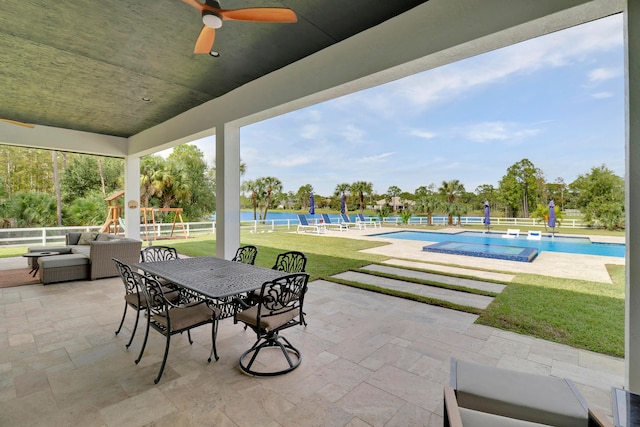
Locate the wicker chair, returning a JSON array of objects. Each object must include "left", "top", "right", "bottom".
[
  {"left": 134, "top": 271, "right": 220, "bottom": 384},
  {"left": 231, "top": 245, "right": 258, "bottom": 265},
  {"left": 235, "top": 273, "right": 309, "bottom": 376}
]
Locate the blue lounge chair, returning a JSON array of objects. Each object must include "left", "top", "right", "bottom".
[
  {"left": 340, "top": 213, "right": 364, "bottom": 230},
  {"left": 321, "top": 214, "right": 348, "bottom": 231},
  {"left": 297, "top": 214, "right": 326, "bottom": 234},
  {"left": 357, "top": 213, "right": 381, "bottom": 228}
]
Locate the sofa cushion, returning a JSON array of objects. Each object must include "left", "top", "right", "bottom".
[
  {"left": 95, "top": 233, "right": 111, "bottom": 241},
  {"left": 455, "top": 360, "right": 587, "bottom": 427},
  {"left": 71, "top": 246, "right": 91, "bottom": 257},
  {"left": 78, "top": 232, "right": 99, "bottom": 245},
  {"left": 39, "top": 254, "right": 89, "bottom": 268}
]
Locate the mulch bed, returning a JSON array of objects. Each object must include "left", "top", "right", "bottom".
[{"left": 0, "top": 268, "right": 41, "bottom": 289}]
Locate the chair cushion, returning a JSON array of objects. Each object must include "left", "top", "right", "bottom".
[
  {"left": 459, "top": 407, "right": 553, "bottom": 427},
  {"left": 125, "top": 288, "right": 179, "bottom": 308},
  {"left": 236, "top": 305, "right": 299, "bottom": 331},
  {"left": 153, "top": 303, "right": 217, "bottom": 332},
  {"left": 455, "top": 360, "right": 587, "bottom": 427}
]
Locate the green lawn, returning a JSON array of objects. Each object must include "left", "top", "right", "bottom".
[{"left": 0, "top": 230, "right": 625, "bottom": 357}]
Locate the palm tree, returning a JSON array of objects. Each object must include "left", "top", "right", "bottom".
[
  {"left": 351, "top": 181, "right": 373, "bottom": 213},
  {"left": 241, "top": 179, "right": 259, "bottom": 220},
  {"left": 261, "top": 176, "right": 282, "bottom": 220},
  {"left": 415, "top": 194, "right": 440, "bottom": 226},
  {"left": 438, "top": 179, "right": 465, "bottom": 225}
]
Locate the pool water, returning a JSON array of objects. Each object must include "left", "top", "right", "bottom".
[{"left": 372, "top": 230, "right": 625, "bottom": 258}]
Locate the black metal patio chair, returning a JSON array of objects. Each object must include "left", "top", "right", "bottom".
[
  {"left": 231, "top": 245, "right": 258, "bottom": 265},
  {"left": 140, "top": 245, "right": 179, "bottom": 262},
  {"left": 235, "top": 273, "right": 309, "bottom": 376},
  {"left": 134, "top": 271, "right": 221, "bottom": 384}
]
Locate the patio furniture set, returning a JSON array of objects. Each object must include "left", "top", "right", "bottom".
[
  {"left": 25, "top": 231, "right": 142, "bottom": 284},
  {"left": 115, "top": 245, "right": 309, "bottom": 383}
]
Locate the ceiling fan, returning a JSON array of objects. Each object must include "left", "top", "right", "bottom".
[
  {"left": 182, "top": 0, "right": 297, "bottom": 54},
  {"left": 0, "top": 118, "right": 34, "bottom": 128}
]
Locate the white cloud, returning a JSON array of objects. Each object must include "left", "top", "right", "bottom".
[
  {"left": 300, "top": 124, "right": 321, "bottom": 139},
  {"left": 358, "top": 152, "right": 395, "bottom": 162},
  {"left": 341, "top": 124, "right": 365, "bottom": 142},
  {"left": 354, "top": 14, "right": 622, "bottom": 115},
  {"left": 270, "top": 156, "right": 311, "bottom": 168},
  {"left": 591, "top": 91, "right": 614, "bottom": 99},
  {"left": 409, "top": 129, "right": 436, "bottom": 139},
  {"left": 589, "top": 67, "right": 621, "bottom": 82},
  {"left": 464, "top": 122, "right": 541, "bottom": 142}
]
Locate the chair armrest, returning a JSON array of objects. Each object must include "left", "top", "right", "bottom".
[{"left": 444, "top": 386, "right": 464, "bottom": 427}]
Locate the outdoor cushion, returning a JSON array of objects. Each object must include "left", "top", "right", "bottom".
[
  {"left": 38, "top": 254, "right": 89, "bottom": 269},
  {"left": 455, "top": 359, "right": 587, "bottom": 427},
  {"left": 71, "top": 246, "right": 91, "bottom": 257},
  {"left": 236, "top": 305, "right": 298, "bottom": 331},
  {"left": 153, "top": 303, "right": 217, "bottom": 332},
  {"left": 458, "top": 407, "right": 553, "bottom": 427},
  {"left": 95, "top": 233, "right": 111, "bottom": 241},
  {"left": 78, "top": 232, "right": 99, "bottom": 245}
]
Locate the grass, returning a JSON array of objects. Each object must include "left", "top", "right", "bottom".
[
  {"left": 478, "top": 265, "right": 624, "bottom": 357},
  {"left": 0, "top": 230, "right": 625, "bottom": 357}
]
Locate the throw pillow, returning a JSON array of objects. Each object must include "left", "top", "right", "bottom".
[
  {"left": 78, "top": 232, "right": 99, "bottom": 245},
  {"left": 95, "top": 233, "right": 111, "bottom": 242}
]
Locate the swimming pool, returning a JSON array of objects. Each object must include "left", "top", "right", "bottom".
[{"left": 372, "top": 230, "right": 625, "bottom": 258}]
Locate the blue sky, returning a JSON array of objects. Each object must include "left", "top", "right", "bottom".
[{"left": 196, "top": 13, "right": 624, "bottom": 197}]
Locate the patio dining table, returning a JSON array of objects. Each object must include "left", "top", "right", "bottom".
[{"left": 131, "top": 256, "right": 290, "bottom": 317}]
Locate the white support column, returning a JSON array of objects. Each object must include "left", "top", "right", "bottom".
[
  {"left": 123, "top": 155, "right": 141, "bottom": 241},
  {"left": 626, "top": 0, "right": 640, "bottom": 391},
  {"left": 215, "top": 123, "right": 241, "bottom": 260}
]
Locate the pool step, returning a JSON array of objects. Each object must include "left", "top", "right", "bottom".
[{"left": 331, "top": 267, "right": 499, "bottom": 310}]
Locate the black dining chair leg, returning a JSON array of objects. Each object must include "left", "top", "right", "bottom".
[
  {"left": 115, "top": 302, "right": 131, "bottom": 336},
  {"left": 155, "top": 334, "right": 172, "bottom": 384},
  {"left": 187, "top": 330, "right": 193, "bottom": 345},
  {"left": 135, "top": 315, "right": 151, "bottom": 365},
  {"left": 208, "top": 320, "right": 219, "bottom": 362},
  {"left": 125, "top": 309, "right": 141, "bottom": 348}
]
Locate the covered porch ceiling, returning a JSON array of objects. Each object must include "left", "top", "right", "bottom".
[{"left": 0, "top": 0, "right": 623, "bottom": 158}]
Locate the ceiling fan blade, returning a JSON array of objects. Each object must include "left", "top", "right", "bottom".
[
  {"left": 0, "top": 118, "right": 35, "bottom": 128},
  {"left": 220, "top": 8, "right": 297, "bottom": 23},
  {"left": 194, "top": 26, "right": 216, "bottom": 54},
  {"left": 182, "top": 0, "right": 206, "bottom": 13}
]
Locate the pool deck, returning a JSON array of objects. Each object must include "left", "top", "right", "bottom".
[{"left": 320, "top": 226, "right": 625, "bottom": 284}]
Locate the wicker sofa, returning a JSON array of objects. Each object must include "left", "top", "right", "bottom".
[{"left": 28, "top": 232, "right": 142, "bottom": 284}]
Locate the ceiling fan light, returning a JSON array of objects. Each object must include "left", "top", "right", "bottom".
[{"left": 202, "top": 12, "right": 223, "bottom": 29}]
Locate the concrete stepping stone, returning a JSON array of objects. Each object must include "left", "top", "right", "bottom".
[
  {"left": 362, "top": 264, "right": 506, "bottom": 294},
  {"left": 332, "top": 271, "right": 495, "bottom": 310}
]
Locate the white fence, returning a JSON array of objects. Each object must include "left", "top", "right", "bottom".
[{"left": 0, "top": 216, "right": 590, "bottom": 248}]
